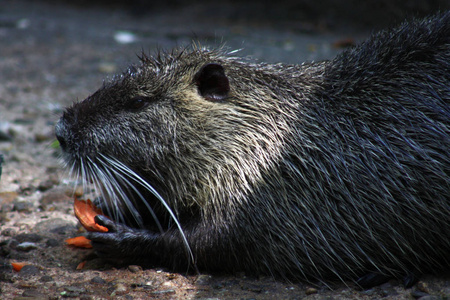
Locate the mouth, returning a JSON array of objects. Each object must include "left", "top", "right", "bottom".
[
  {"left": 66, "top": 153, "right": 194, "bottom": 262},
  {"left": 66, "top": 152, "right": 171, "bottom": 232}
]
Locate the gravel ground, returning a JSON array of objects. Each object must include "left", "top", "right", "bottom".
[{"left": 1, "top": 1, "right": 449, "bottom": 299}]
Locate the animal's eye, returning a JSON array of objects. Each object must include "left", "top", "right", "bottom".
[{"left": 125, "top": 97, "right": 151, "bottom": 111}]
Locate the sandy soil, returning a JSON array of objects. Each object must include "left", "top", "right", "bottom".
[{"left": 1, "top": 1, "right": 449, "bottom": 299}]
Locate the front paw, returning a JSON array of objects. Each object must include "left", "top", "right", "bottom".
[{"left": 86, "top": 215, "right": 144, "bottom": 259}]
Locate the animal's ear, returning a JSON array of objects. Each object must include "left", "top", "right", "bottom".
[{"left": 194, "top": 63, "right": 230, "bottom": 101}]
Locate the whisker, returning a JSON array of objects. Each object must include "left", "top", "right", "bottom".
[
  {"left": 97, "top": 155, "right": 164, "bottom": 233},
  {"left": 94, "top": 156, "right": 146, "bottom": 227},
  {"left": 98, "top": 153, "right": 195, "bottom": 265}
]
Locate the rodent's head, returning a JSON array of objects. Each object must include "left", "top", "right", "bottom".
[{"left": 56, "top": 47, "right": 292, "bottom": 218}]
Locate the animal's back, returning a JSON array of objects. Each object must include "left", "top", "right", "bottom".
[{"left": 230, "top": 11, "right": 450, "bottom": 283}]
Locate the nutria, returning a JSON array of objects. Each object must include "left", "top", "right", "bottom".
[{"left": 55, "top": 12, "right": 450, "bottom": 288}]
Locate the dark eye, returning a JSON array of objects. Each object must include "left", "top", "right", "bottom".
[{"left": 125, "top": 97, "right": 151, "bottom": 111}]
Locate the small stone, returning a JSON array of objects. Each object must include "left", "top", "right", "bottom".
[
  {"left": 22, "top": 289, "right": 46, "bottom": 297},
  {"left": 19, "top": 265, "right": 40, "bottom": 276},
  {"left": 1, "top": 228, "right": 17, "bottom": 236},
  {"left": 40, "top": 275, "right": 54, "bottom": 282},
  {"left": 195, "top": 274, "right": 211, "bottom": 285},
  {"left": 33, "top": 218, "right": 75, "bottom": 235},
  {"left": 0, "top": 130, "right": 12, "bottom": 141},
  {"left": 35, "top": 133, "right": 51, "bottom": 142},
  {"left": 38, "top": 179, "right": 56, "bottom": 191},
  {"left": 74, "top": 186, "right": 84, "bottom": 198},
  {"left": 64, "top": 285, "right": 86, "bottom": 294},
  {"left": 412, "top": 292, "right": 437, "bottom": 300},
  {"left": 91, "top": 276, "right": 106, "bottom": 284},
  {"left": 241, "top": 283, "right": 262, "bottom": 293},
  {"left": 128, "top": 265, "right": 142, "bottom": 273},
  {"left": 40, "top": 187, "right": 72, "bottom": 206},
  {"left": 12, "top": 201, "right": 31, "bottom": 213},
  {"left": 114, "top": 31, "right": 137, "bottom": 44},
  {"left": 98, "top": 62, "right": 118, "bottom": 74},
  {"left": 305, "top": 287, "right": 318, "bottom": 295},
  {"left": 50, "top": 225, "right": 75, "bottom": 236},
  {"left": 416, "top": 281, "right": 430, "bottom": 293},
  {"left": 111, "top": 283, "right": 128, "bottom": 295},
  {"left": 16, "top": 242, "right": 38, "bottom": 252},
  {"left": 150, "top": 289, "right": 175, "bottom": 295}
]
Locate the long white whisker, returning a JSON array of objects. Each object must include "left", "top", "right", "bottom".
[
  {"left": 99, "top": 153, "right": 194, "bottom": 264},
  {"left": 88, "top": 156, "right": 129, "bottom": 224},
  {"left": 98, "top": 156, "right": 164, "bottom": 233},
  {"left": 95, "top": 156, "right": 146, "bottom": 227}
]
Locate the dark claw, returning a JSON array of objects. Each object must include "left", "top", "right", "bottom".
[
  {"left": 94, "top": 215, "right": 117, "bottom": 232},
  {"left": 87, "top": 217, "right": 144, "bottom": 259},
  {"left": 86, "top": 216, "right": 158, "bottom": 262}
]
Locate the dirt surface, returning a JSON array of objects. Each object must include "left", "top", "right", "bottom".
[{"left": 1, "top": 1, "right": 449, "bottom": 299}]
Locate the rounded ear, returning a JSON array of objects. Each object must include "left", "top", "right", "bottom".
[{"left": 194, "top": 63, "right": 230, "bottom": 101}]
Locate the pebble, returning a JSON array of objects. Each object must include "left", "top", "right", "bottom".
[
  {"left": 305, "top": 287, "right": 318, "bottom": 295},
  {"left": 0, "top": 122, "right": 12, "bottom": 141},
  {"left": 195, "top": 274, "right": 212, "bottom": 285},
  {"left": 1, "top": 228, "right": 17, "bottom": 236},
  {"left": 416, "top": 281, "right": 430, "bottom": 294},
  {"left": 114, "top": 31, "right": 137, "bottom": 44},
  {"left": 91, "top": 276, "right": 106, "bottom": 284},
  {"left": 34, "top": 133, "right": 51, "bottom": 142},
  {"left": 98, "top": 62, "right": 118, "bottom": 74},
  {"left": 0, "top": 130, "right": 12, "bottom": 141},
  {"left": 150, "top": 289, "right": 175, "bottom": 295},
  {"left": 62, "top": 285, "right": 86, "bottom": 296},
  {"left": 40, "top": 275, "right": 54, "bottom": 282},
  {"left": 74, "top": 185, "right": 84, "bottom": 198},
  {"left": 32, "top": 218, "right": 75, "bottom": 235},
  {"left": 240, "top": 282, "right": 262, "bottom": 293},
  {"left": 19, "top": 265, "right": 40, "bottom": 276},
  {"left": 40, "top": 187, "right": 72, "bottom": 206},
  {"left": 12, "top": 201, "right": 31, "bottom": 213},
  {"left": 413, "top": 295, "right": 439, "bottom": 300},
  {"left": 111, "top": 283, "right": 128, "bottom": 295},
  {"left": 38, "top": 179, "right": 57, "bottom": 192},
  {"left": 16, "top": 242, "right": 38, "bottom": 251},
  {"left": 411, "top": 290, "right": 429, "bottom": 298},
  {"left": 128, "top": 265, "right": 142, "bottom": 273},
  {"left": 22, "top": 289, "right": 46, "bottom": 298}
]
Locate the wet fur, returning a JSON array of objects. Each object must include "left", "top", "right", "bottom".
[{"left": 56, "top": 13, "right": 450, "bottom": 286}]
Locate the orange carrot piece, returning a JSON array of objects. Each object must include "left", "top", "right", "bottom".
[
  {"left": 66, "top": 236, "right": 93, "bottom": 249},
  {"left": 11, "top": 262, "right": 28, "bottom": 272},
  {"left": 76, "top": 261, "right": 87, "bottom": 270},
  {"left": 73, "top": 197, "right": 108, "bottom": 232}
]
